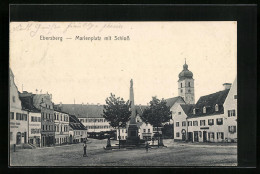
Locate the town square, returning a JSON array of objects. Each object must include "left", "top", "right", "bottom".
[{"left": 10, "top": 138, "right": 237, "bottom": 166}]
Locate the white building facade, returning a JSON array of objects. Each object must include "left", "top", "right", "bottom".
[
  {"left": 9, "top": 69, "right": 28, "bottom": 149},
  {"left": 54, "top": 110, "right": 70, "bottom": 145},
  {"left": 223, "top": 76, "right": 237, "bottom": 142},
  {"left": 173, "top": 77, "right": 237, "bottom": 143},
  {"left": 28, "top": 111, "right": 41, "bottom": 147}
]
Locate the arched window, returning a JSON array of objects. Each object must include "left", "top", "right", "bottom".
[
  {"left": 181, "top": 83, "right": 183, "bottom": 88},
  {"left": 215, "top": 104, "right": 219, "bottom": 111},
  {"left": 203, "top": 106, "right": 206, "bottom": 113},
  {"left": 193, "top": 108, "right": 196, "bottom": 114},
  {"left": 188, "top": 82, "right": 191, "bottom": 87}
]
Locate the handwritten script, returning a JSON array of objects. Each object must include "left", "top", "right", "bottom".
[{"left": 11, "top": 22, "right": 124, "bottom": 37}]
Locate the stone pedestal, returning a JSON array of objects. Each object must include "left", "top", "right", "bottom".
[{"left": 126, "top": 124, "right": 139, "bottom": 145}]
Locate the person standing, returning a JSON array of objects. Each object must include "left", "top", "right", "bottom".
[
  {"left": 145, "top": 141, "right": 149, "bottom": 152},
  {"left": 83, "top": 141, "right": 87, "bottom": 157}
]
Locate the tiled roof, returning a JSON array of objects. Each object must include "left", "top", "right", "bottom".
[
  {"left": 61, "top": 104, "right": 104, "bottom": 118},
  {"left": 61, "top": 104, "right": 148, "bottom": 118},
  {"left": 19, "top": 94, "right": 41, "bottom": 113},
  {"left": 165, "top": 96, "right": 184, "bottom": 108},
  {"left": 180, "top": 104, "right": 195, "bottom": 115},
  {"left": 69, "top": 114, "right": 87, "bottom": 130},
  {"left": 187, "top": 89, "right": 230, "bottom": 118}
]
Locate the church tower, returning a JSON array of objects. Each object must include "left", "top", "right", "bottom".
[{"left": 178, "top": 59, "right": 195, "bottom": 104}]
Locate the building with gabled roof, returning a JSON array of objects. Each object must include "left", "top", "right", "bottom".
[
  {"left": 60, "top": 104, "right": 113, "bottom": 133},
  {"left": 9, "top": 69, "right": 29, "bottom": 149},
  {"left": 68, "top": 114, "right": 87, "bottom": 143},
  {"left": 19, "top": 94, "right": 41, "bottom": 147},
  {"left": 172, "top": 76, "right": 237, "bottom": 143},
  {"left": 20, "top": 91, "right": 55, "bottom": 147}
]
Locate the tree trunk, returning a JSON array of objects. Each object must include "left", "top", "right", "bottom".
[
  {"left": 157, "top": 126, "right": 159, "bottom": 148},
  {"left": 118, "top": 127, "right": 121, "bottom": 149}
]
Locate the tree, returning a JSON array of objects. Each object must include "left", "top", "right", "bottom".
[
  {"left": 103, "top": 93, "right": 131, "bottom": 149},
  {"left": 140, "top": 96, "right": 172, "bottom": 147},
  {"left": 162, "top": 123, "right": 174, "bottom": 139}
]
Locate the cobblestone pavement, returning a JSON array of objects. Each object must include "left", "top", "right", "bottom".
[{"left": 10, "top": 138, "right": 237, "bottom": 166}]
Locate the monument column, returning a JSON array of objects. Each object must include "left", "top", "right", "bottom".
[{"left": 127, "top": 79, "right": 139, "bottom": 144}]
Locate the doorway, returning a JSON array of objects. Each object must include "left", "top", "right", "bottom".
[
  {"left": 16, "top": 132, "right": 21, "bottom": 144},
  {"left": 24, "top": 132, "right": 27, "bottom": 144},
  {"left": 194, "top": 131, "right": 199, "bottom": 142},
  {"left": 188, "top": 132, "right": 193, "bottom": 142},
  {"left": 203, "top": 131, "right": 207, "bottom": 142}
]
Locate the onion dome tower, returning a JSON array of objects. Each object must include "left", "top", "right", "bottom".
[{"left": 178, "top": 59, "right": 195, "bottom": 104}]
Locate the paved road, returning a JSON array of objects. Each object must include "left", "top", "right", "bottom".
[{"left": 10, "top": 138, "right": 237, "bottom": 166}]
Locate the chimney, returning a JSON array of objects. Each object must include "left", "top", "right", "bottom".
[
  {"left": 223, "top": 83, "right": 232, "bottom": 90},
  {"left": 59, "top": 102, "right": 62, "bottom": 107}
]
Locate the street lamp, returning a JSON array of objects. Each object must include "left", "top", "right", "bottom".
[{"left": 118, "top": 121, "right": 122, "bottom": 149}]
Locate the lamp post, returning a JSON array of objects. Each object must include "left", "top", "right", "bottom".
[{"left": 118, "top": 121, "right": 122, "bottom": 149}]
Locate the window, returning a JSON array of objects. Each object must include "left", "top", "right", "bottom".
[
  {"left": 208, "top": 132, "right": 215, "bottom": 139},
  {"left": 208, "top": 119, "right": 214, "bottom": 125},
  {"left": 199, "top": 131, "right": 202, "bottom": 137},
  {"left": 228, "top": 110, "right": 236, "bottom": 117},
  {"left": 181, "top": 89, "right": 183, "bottom": 93},
  {"left": 188, "top": 82, "right": 191, "bottom": 87},
  {"left": 176, "top": 122, "right": 179, "bottom": 127},
  {"left": 10, "top": 112, "right": 14, "bottom": 120},
  {"left": 46, "top": 125, "right": 48, "bottom": 130},
  {"left": 193, "top": 121, "right": 198, "bottom": 126},
  {"left": 42, "top": 125, "right": 45, "bottom": 130},
  {"left": 188, "top": 89, "right": 191, "bottom": 93},
  {"left": 12, "top": 96, "right": 15, "bottom": 102},
  {"left": 143, "top": 129, "right": 146, "bottom": 133},
  {"left": 228, "top": 126, "right": 236, "bottom": 133},
  {"left": 49, "top": 114, "right": 51, "bottom": 120},
  {"left": 61, "top": 115, "right": 63, "bottom": 121},
  {"left": 182, "top": 121, "right": 186, "bottom": 127},
  {"left": 38, "top": 117, "right": 41, "bottom": 122},
  {"left": 176, "top": 132, "right": 180, "bottom": 137},
  {"left": 178, "top": 112, "right": 181, "bottom": 115},
  {"left": 234, "top": 95, "right": 237, "bottom": 99},
  {"left": 16, "top": 113, "right": 21, "bottom": 120},
  {"left": 23, "top": 114, "right": 27, "bottom": 121},
  {"left": 216, "top": 118, "right": 223, "bottom": 125},
  {"left": 188, "top": 121, "right": 192, "bottom": 126},
  {"left": 148, "top": 129, "right": 150, "bottom": 133},
  {"left": 54, "top": 113, "right": 56, "bottom": 120},
  {"left": 203, "top": 107, "right": 206, "bottom": 113},
  {"left": 200, "top": 120, "right": 206, "bottom": 126},
  {"left": 122, "top": 129, "right": 124, "bottom": 133},
  {"left": 217, "top": 132, "right": 224, "bottom": 139},
  {"left": 215, "top": 104, "right": 219, "bottom": 111},
  {"left": 193, "top": 108, "right": 196, "bottom": 114},
  {"left": 181, "top": 83, "right": 182, "bottom": 88}
]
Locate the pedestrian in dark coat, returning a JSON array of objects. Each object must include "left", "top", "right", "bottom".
[
  {"left": 83, "top": 141, "right": 87, "bottom": 157},
  {"left": 145, "top": 141, "right": 149, "bottom": 152}
]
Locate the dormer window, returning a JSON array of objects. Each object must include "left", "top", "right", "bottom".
[
  {"left": 193, "top": 108, "right": 196, "bottom": 114},
  {"left": 215, "top": 104, "right": 219, "bottom": 111},
  {"left": 203, "top": 106, "right": 206, "bottom": 114}
]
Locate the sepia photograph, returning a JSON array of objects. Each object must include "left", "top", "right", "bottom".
[{"left": 9, "top": 21, "right": 237, "bottom": 166}]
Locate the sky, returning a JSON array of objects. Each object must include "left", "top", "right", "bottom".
[{"left": 10, "top": 22, "right": 237, "bottom": 105}]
